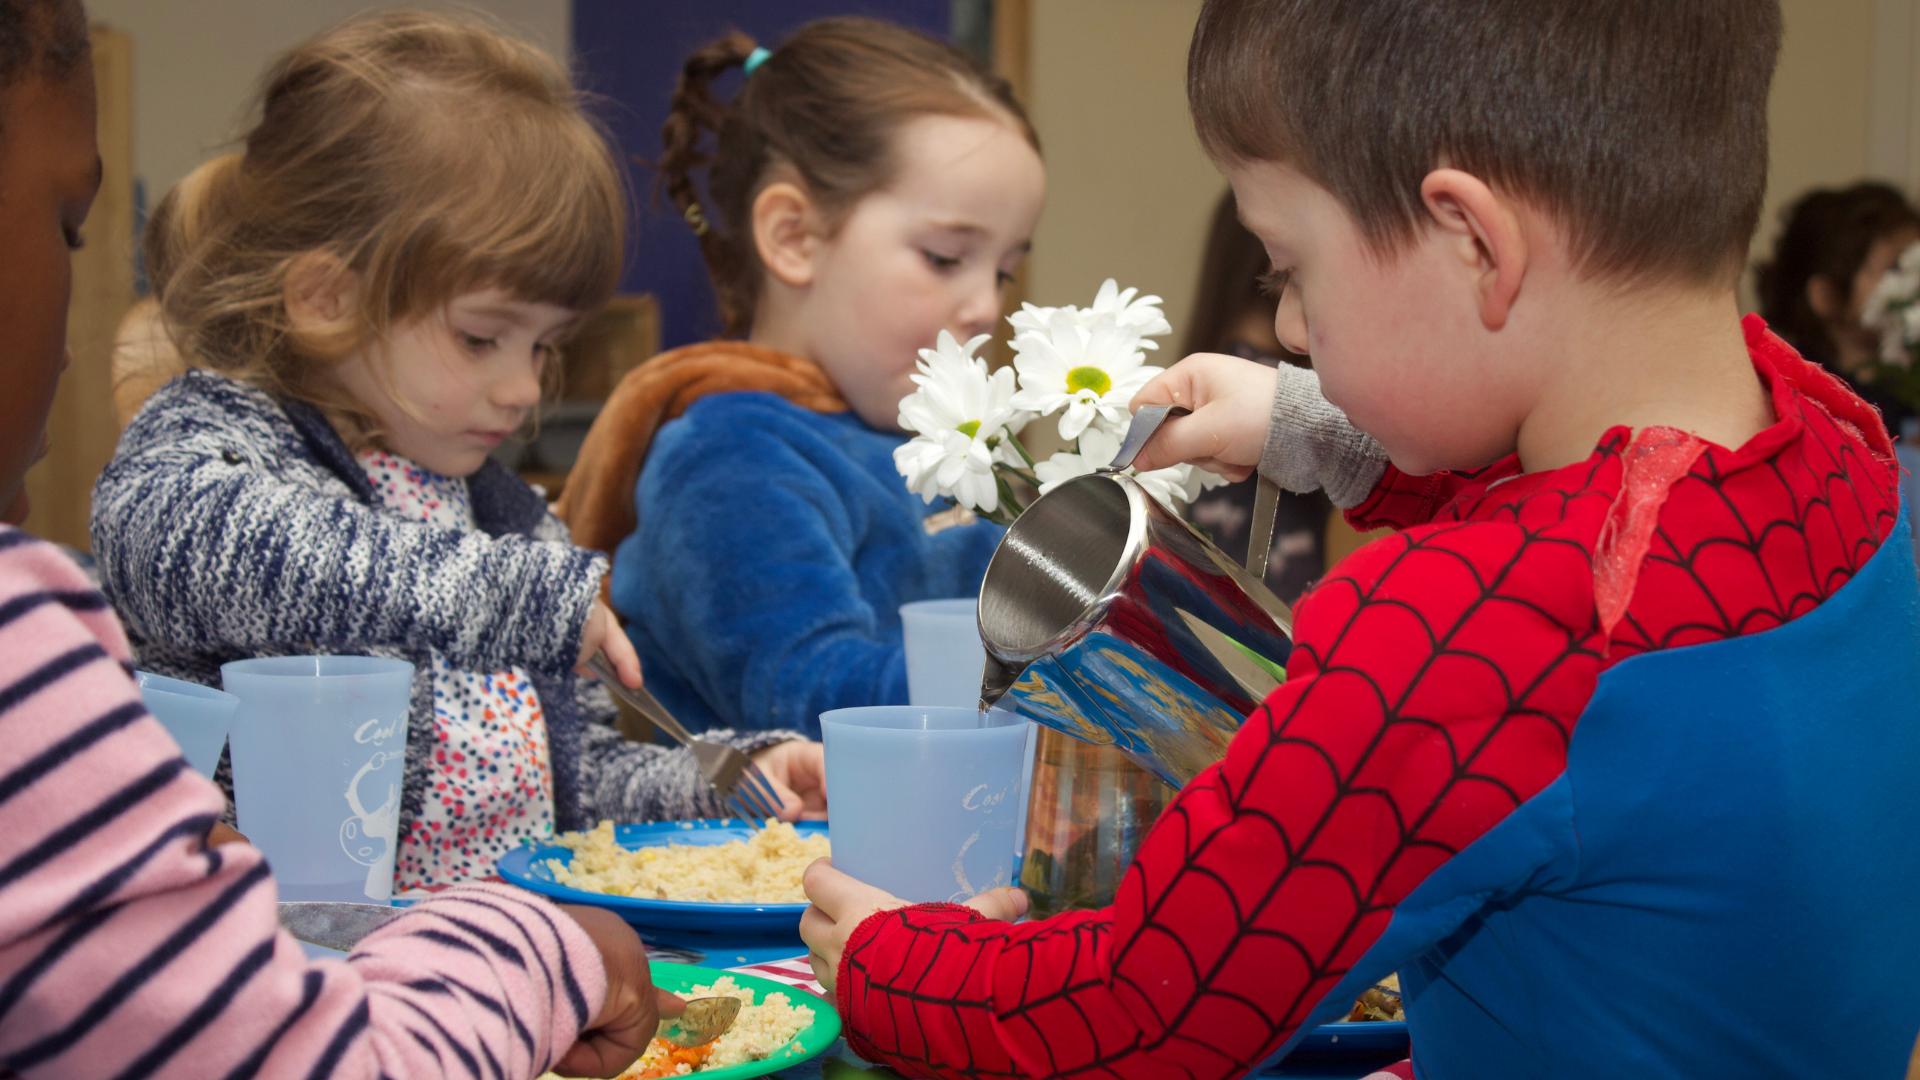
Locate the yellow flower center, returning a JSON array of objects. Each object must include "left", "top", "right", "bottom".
[
  {"left": 1065, "top": 365, "right": 1112, "bottom": 395},
  {"left": 956, "top": 419, "right": 982, "bottom": 439}
]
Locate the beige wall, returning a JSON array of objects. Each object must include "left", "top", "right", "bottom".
[
  {"left": 1756, "top": 0, "right": 1885, "bottom": 303},
  {"left": 1023, "top": 0, "right": 1219, "bottom": 340},
  {"left": 85, "top": 0, "right": 570, "bottom": 209}
]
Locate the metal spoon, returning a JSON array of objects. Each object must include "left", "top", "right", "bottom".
[{"left": 657, "top": 996, "right": 742, "bottom": 1048}]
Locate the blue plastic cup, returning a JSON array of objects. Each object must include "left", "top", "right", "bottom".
[
  {"left": 900, "top": 598, "right": 987, "bottom": 708},
  {"left": 221, "top": 656, "right": 413, "bottom": 903},
  {"left": 821, "top": 705, "right": 1033, "bottom": 903},
  {"left": 136, "top": 671, "right": 238, "bottom": 779}
]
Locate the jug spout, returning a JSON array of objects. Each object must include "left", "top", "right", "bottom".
[{"left": 979, "top": 654, "right": 1024, "bottom": 713}]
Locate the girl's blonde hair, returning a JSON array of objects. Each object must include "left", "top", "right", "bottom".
[{"left": 148, "top": 10, "right": 627, "bottom": 429}]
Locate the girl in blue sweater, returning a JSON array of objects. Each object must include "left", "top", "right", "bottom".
[
  {"left": 91, "top": 11, "right": 826, "bottom": 893},
  {"left": 562, "top": 18, "right": 1046, "bottom": 737}
]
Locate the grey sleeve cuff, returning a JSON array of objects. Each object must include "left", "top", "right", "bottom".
[{"left": 1258, "top": 363, "right": 1389, "bottom": 509}]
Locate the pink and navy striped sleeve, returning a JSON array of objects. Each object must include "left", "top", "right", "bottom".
[{"left": 0, "top": 526, "right": 608, "bottom": 1079}]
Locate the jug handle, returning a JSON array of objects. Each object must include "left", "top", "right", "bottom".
[
  {"left": 1108, "top": 404, "right": 1281, "bottom": 582},
  {"left": 1102, "top": 404, "right": 1190, "bottom": 474},
  {"left": 1246, "top": 476, "right": 1280, "bottom": 581}
]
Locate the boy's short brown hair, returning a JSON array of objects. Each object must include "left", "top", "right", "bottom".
[{"left": 1188, "top": 0, "right": 1782, "bottom": 287}]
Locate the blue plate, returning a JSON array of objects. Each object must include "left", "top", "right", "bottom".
[
  {"left": 1292, "top": 1019, "right": 1409, "bottom": 1056},
  {"left": 497, "top": 819, "right": 825, "bottom": 936}
]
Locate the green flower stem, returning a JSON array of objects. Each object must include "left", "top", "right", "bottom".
[
  {"left": 994, "top": 471, "right": 1028, "bottom": 521},
  {"left": 1003, "top": 431, "right": 1042, "bottom": 470}
]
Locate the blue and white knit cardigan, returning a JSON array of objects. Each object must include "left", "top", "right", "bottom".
[{"left": 92, "top": 370, "right": 797, "bottom": 833}]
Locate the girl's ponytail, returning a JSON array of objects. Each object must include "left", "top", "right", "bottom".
[{"left": 657, "top": 31, "right": 759, "bottom": 334}]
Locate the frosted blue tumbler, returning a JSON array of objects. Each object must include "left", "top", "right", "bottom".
[
  {"left": 900, "top": 598, "right": 988, "bottom": 708},
  {"left": 821, "top": 705, "right": 1032, "bottom": 903},
  {"left": 222, "top": 656, "right": 413, "bottom": 903},
  {"left": 136, "top": 671, "right": 237, "bottom": 779}
]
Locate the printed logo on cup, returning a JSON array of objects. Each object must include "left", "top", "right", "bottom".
[
  {"left": 947, "top": 779, "right": 1020, "bottom": 902},
  {"left": 341, "top": 714, "right": 405, "bottom": 899}
]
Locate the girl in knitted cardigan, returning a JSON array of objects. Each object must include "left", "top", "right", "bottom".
[{"left": 91, "top": 11, "right": 825, "bottom": 893}]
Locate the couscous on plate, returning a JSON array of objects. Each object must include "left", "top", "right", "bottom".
[{"left": 546, "top": 820, "right": 830, "bottom": 904}]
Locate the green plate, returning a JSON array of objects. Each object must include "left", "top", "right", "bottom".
[{"left": 643, "top": 961, "right": 841, "bottom": 1080}]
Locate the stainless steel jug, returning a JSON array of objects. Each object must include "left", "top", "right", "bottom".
[{"left": 978, "top": 406, "right": 1296, "bottom": 786}]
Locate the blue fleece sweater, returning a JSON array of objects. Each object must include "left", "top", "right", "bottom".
[{"left": 611, "top": 391, "right": 1003, "bottom": 736}]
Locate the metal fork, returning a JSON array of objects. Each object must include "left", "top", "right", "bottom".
[{"left": 587, "top": 655, "right": 789, "bottom": 823}]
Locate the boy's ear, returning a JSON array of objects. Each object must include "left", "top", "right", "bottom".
[
  {"left": 752, "top": 180, "right": 824, "bottom": 289},
  {"left": 1419, "top": 169, "right": 1528, "bottom": 331},
  {"left": 283, "top": 251, "right": 360, "bottom": 354}
]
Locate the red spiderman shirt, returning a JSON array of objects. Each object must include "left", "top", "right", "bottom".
[{"left": 832, "top": 318, "right": 1918, "bottom": 1079}]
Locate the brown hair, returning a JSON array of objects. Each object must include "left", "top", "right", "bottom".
[
  {"left": 1188, "top": 0, "right": 1782, "bottom": 287},
  {"left": 148, "top": 10, "right": 627, "bottom": 431},
  {"left": 1756, "top": 182, "right": 1920, "bottom": 368},
  {"left": 1183, "top": 189, "right": 1276, "bottom": 358},
  {"left": 0, "top": 0, "right": 87, "bottom": 93},
  {"left": 659, "top": 16, "right": 1038, "bottom": 336}
]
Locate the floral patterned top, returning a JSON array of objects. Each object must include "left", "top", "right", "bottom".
[{"left": 359, "top": 448, "right": 557, "bottom": 890}]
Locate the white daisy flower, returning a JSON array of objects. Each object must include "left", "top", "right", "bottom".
[
  {"left": 1007, "top": 300, "right": 1067, "bottom": 340},
  {"left": 893, "top": 330, "right": 1022, "bottom": 513},
  {"left": 1862, "top": 269, "right": 1918, "bottom": 337},
  {"left": 895, "top": 430, "right": 1001, "bottom": 512},
  {"left": 1032, "top": 423, "right": 1226, "bottom": 511},
  {"left": 1007, "top": 279, "right": 1173, "bottom": 351},
  {"left": 1143, "top": 460, "right": 1232, "bottom": 507},
  {"left": 1009, "top": 310, "right": 1163, "bottom": 442},
  {"left": 1897, "top": 304, "right": 1920, "bottom": 368},
  {"left": 1087, "top": 278, "right": 1173, "bottom": 348},
  {"left": 1031, "top": 426, "right": 1115, "bottom": 495}
]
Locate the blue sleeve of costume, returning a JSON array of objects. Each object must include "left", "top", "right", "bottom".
[{"left": 611, "top": 394, "right": 1000, "bottom": 734}]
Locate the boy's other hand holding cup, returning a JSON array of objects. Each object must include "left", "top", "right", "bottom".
[{"left": 800, "top": 858, "right": 1028, "bottom": 995}]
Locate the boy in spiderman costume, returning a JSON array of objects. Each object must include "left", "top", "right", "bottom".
[{"left": 801, "top": 1, "right": 1920, "bottom": 1076}]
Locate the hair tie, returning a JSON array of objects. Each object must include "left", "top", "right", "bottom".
[
  {"left": 682, "top": 202, "right": 710, "bottom": 237},
  {"left": 744, "top": 46, "right": 772, "bottom": 76}
]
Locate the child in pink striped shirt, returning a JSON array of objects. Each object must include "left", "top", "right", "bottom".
[{"left": 0, "top": 2, "right": 674, "bottom": 1076}]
